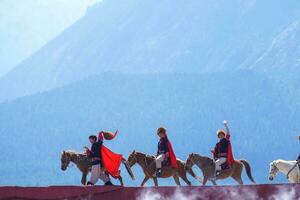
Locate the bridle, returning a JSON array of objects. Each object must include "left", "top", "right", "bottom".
[
  {"left": 186, "top": 155, "right": 195, "bottom": 169},
  {"left": 269, "top": 162, "right": 279, "bottom": 178},
  {"left": 61, "top": 152, "right": 76, "bottom": 169},
  {"left": 128, "top": 153, "right": 139, "bottom": 167},
  {"left": 61, "top": 156, "right": 70, "bottom": 169}
]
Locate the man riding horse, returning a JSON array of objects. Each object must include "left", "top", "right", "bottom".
[
  {"left": 84, "top": 130, "right": 123, "bottom": 186},
  {"left": 84, "top": 135, "right": 113, "bottom": 186},
  {"left": 211, "top": 120, "right": 234, "bottom": 178},
  {"left": 155, "top": 127, "right": 178, "bottom": 177}
]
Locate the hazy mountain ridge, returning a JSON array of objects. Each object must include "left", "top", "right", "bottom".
[{"left": 1, "top": 0, "right": 300, "bottom": 102}]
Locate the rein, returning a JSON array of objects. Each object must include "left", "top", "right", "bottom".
[
  {"left": 69, "top": 153, "right": 80, "bottom": 168},
  {"left": 67, "top": 152, "right": 86, "bottom": 169},
  {"left": 286, "top": 162, "right": 299, "bottom": 180},
  {"left": 133, "top": 153, "right": 156, "bottom": 176},
  {"left": 144, "top": 157, "right": 150, "bottom": 168},
  {"left": 191, "top": 156, "right": 214, "bottom": 172},
  {"left": 131, "top": 154, "right": 140, "bottom": 165}
]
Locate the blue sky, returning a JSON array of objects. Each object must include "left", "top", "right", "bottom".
[{"left": 0, "top": 0, "right": 101, "bottom": 76}]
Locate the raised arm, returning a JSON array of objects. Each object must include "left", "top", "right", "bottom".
[{"left": 223, "top": 120, "right": 230, "bottom": 139}]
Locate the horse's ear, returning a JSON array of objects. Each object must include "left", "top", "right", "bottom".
[
  {"left": 191, "top": 153, "right": 194, "bottom": 156},
  {"left": 62, "top": 151, "right": 65, "bottom": 155},
  {"left": 133, "top": 150, "right": 136, "bottom": 154}
]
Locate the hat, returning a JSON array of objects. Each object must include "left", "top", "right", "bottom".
[
  {"left": 217, "top": 129, "right": 225, "bottom": 137},
  {"left": 157, "top": 127, "right": 167, "bottom": 135}
]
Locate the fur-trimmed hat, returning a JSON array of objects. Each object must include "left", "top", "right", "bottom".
[
  {"left": 157, "top": 127, "right": 167, "bottom": 135},
  {"left": 217, "top": 129, "right": 225, "bottom": 137}
]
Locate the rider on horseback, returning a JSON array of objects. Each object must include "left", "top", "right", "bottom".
[
  {"left": 84, "top": 134, "right": 113, "bottom": 186},
  {"left": 211, "top": 120, "right": 234, "bottom": 177},
  {"left": 155, "top": 127, "right": 178, "bottom": 177}
]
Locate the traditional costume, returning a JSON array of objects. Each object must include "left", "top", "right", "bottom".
[
  {"left": 155, "top": 127, "right": 177, "bottom": 177},
  {"left": 213, "top": 130, "right": 234, "bottom": 172},
  {"left": 86, "top": 130, "right": 123, "bottom": 185}
]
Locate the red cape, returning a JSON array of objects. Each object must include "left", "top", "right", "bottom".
[
  {"left": 166, "top": 139, "right": 178, "bottom": 168},
  {"left": 226, "top": 133, "right": 234, "bottom": 165},
  {"left": 101, "top": 145, "right": 123, "bottom": 179}
]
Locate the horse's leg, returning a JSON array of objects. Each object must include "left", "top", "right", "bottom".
[
  {"left": 187, "top": 168, "right": 203, "bottom": 184},
  {"left": 179, "top": 173, "right": 191, "bottom": 186},
  {"left": 118, "top": 176, "right": 124, "bottom": 186},
  {"left": 202, "top": 176, "right": 208, "bottom": 186},
  {"left": 173, "top": 175, "right": 181, "bottom": 186},
  {"left": 235, "top": 177, "right": 243, "bottom": 185},
  {"left": 81, "top": 172, "right": 88, "bottom": 185},
  {"left": 141, "top": 176, "right": 149, "bottom": 187},
  {"left": 153, "top": 177, "right": 159, "bottom": 187},
  {"left": 211, "top": 180, "right": 217, "bottom": 185},
  {"left": 232, "top": 175, "right": 243, "bottom": 185},
  {"left": 232, "top": 164, "right": 244, "bottom": 185}
]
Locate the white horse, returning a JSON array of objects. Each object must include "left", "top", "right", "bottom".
[{"left": 269, "top": 159, "right": 300, "bottom": 183}]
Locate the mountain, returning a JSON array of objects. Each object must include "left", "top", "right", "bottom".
[
  {"left": 251, "top": 20, "right": 300, "bottom": 115},
  {"left": 0, "top": 0, "right": 101, "bottom": 77},
  {"left": 1, "top": 0, "right": 300, "bottom": 102},
  {"left": 0, "top": 71, "right": 297, "bottom": 186}
]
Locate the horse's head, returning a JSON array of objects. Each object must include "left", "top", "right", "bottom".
[
  {"left": 127, "top": 150, "right": 138, "bottom": 168},
  {"left": 268, "top": 161, "right": 279, "bottom": 181},
  {"left": 61, "top": 151, "right": 71, "bottom": 171},
  {"left": 187, "top": 153, "right": 213, "bottom": 170},
  {"left": 185, "top": 153, "right": 195, "bottom": 170}
]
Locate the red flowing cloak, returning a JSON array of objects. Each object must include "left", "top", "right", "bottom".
[
  {"left": 166, "top": 139, "right": 178, "bottom": 168},
  {"left": 101, "top": 145, "right": 123, "bottom": 179},
  {"left": 226, "top": 133, "right": 234, "bottom": 165},
  {"left": 98, "top": 130, "right": 123, "bottom": 179}
]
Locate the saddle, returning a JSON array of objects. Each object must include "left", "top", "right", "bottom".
[
  {"left": 162, "top": 158, "right": 171, "bottom": 168},
  {"left": 221, "top": 162, "right": 230, "bottom": 170}
]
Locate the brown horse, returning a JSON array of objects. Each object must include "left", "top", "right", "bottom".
[
  {"left": 185, "top": 153, "right": 256, "bottom": 185},
  {"left": 60, "top": 150, "right": 134, "bottom": 185},
  {"left": 126, "top": 150, "right": 202, "bottom": 186}
]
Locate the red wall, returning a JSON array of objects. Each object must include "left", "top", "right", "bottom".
[{"left": 0, "top": 184, "right": 299, "bottom": 200}]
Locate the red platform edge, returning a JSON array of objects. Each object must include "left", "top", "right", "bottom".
[{"left": 0, "top": 184, "right": 299, "bottom": 200}]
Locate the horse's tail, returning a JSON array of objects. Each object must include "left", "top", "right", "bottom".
[
  {"left": 240, "top": 159, "right": 256, "bottom": 183},
  {"left": 122, "top": 159, "right": 135, "bottom": 180},
  {"left": 186, "top": 165, "right": 203, "bottom": 183}
]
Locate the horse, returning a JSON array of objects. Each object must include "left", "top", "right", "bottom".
[
  {"left": 269, "top": 159, "right": 300, "bottom": 183},
  {"left": 126, "top": 150, "right": 202, "bottom": 186},
  {"left": 60, "top": 150, "right": 134, "bottom": 185},
  {"left": 185, "top": 153, "right": 255, "bottom": 185}
]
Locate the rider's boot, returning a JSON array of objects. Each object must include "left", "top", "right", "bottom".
[
  {"left": 104, "top": 180, "right": 113, "bottom": 186},
  {"left": 210, "top": 170, "right": 219, "bottom": 181},
  {"left": 156, "top": 168, "right": 162, "bottom": 177},
  {"left": 87, "top": 181, "right": 94, "bottom": 186}
]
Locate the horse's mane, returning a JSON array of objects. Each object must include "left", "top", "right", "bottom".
[
  {"left": 191, "top": 153, "right": 215, "bottom": 167},
  {"left": 134, "top": 151, "right": 155, "bottom": 158},
  {"left": 192, "top": 153, "right": 212, "bottom": 161},
  {"left": 62, "top": 150, "right": 87, "bottom": 159},
  {"left": 273, "top": 159, "right": 297, "bottom": 165}
]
